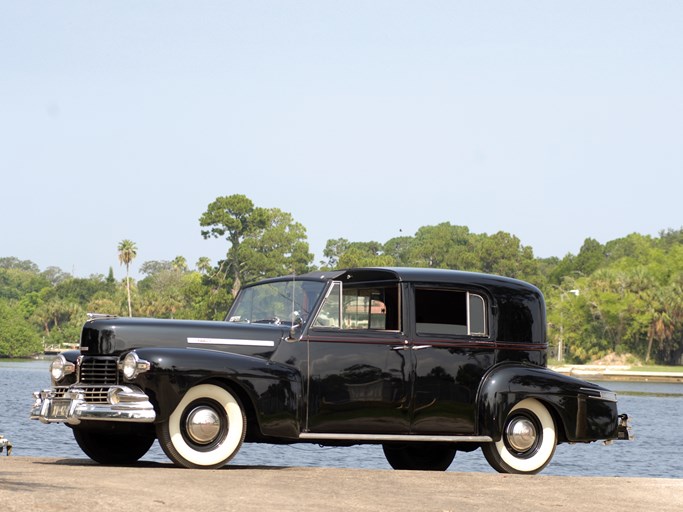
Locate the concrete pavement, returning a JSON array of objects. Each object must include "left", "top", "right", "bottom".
[{"left": 0, "top": 457, "right": 681, "bottom": 512}]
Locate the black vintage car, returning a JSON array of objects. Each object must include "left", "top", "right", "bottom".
[{"left": 32, "top": 267, "right": 631, "bottom": 474}]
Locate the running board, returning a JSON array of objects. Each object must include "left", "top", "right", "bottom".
[{"left": 299, "top": 433, "right": 492, "bottom": 443}]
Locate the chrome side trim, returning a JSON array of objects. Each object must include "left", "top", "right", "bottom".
[
  {"left": 299, "top": 433, "right": 492, "bottom": 443},
  {"left": 187, "top": 337, "right": 275, "bottom": 347},
  {"left": 580, "top": 387, "right": 618, "bottom": 402}
]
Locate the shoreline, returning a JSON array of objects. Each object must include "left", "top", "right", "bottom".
[
  {"left": 550, "top": 365, "right": 683, "bottom": 383},
  {"left": 0, "top": 457, "right": 681, "bottom": 512}
]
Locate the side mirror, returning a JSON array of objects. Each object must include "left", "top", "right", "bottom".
[{"left": 287, "top": 314, "right": 304, "bottom": 341}]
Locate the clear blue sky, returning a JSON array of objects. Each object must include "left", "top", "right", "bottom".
[{"left": 2, "top": 1, "right": 681, "bottom": 279}]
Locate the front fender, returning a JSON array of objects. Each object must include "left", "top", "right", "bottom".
[
  {"left": 477, "top": 364, "right": 620, "bottom": 442},
  {"left": 131, "top": 347, "right": 303, "bottom": 439}
]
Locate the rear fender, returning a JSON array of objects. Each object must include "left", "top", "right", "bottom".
[{"left": 477, "top": 364, "right": 619, "bottom": 442}]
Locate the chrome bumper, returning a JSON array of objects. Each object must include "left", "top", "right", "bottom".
[
  {"left": 31, "top": 386, "right": 156, "bottom": 425},
  {"left": 617, "top": 413, "right": 633, "bottom": 441},
  {"left": 0, "top": 435, "right": 11, "bottom": 456}
]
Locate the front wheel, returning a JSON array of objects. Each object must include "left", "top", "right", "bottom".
[
  {"left": 383, "top": 443, "right": 456, "bottom": 471},
  {"left": 73, "top": 424, "right": 155, "bottom": 465},
  {"left": 482, "top": 398, "right": 557, "bottom": 474},
  {"left": 157, "top": 384, "right": 246, "bottom": 469}
]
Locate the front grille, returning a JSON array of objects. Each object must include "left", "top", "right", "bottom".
[
  {"left": 77, "top": 387, "right": 110, "bottom": 404},
  {"left": 79, "top": 357, "right": 119, "bottom": 385},
  {"left": 52, "top": 387, "right": 68, "bottom": 399},
  {"left": 52, "top": 386, "right": 111, "bottom": 404}
]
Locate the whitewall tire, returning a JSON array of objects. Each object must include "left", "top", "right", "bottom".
[
  {"left": 157, "top": 384, "right": 246, "bottom": 469},
  {"left": 482, "top": 398, "right": 557, "bottom": 474}
]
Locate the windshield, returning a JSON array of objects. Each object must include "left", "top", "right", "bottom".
[{"left": 227, "top": 279, "right": 327, "bottom": 325}]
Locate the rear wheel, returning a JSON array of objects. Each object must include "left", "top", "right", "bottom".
[
  {"left": 157, "top": 384, "right": 246, "bottom": 469},
  {"left": 383, "top": 443, "right": 456, "bottom": 471},
  {"left": 73, "top": 424, "right": 155, "bottom": 465},
  {"left": 482, "top": 398, "right": 557, "bottom": 474}
]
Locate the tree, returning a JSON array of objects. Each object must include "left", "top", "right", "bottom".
[
  {"left": 172, "top": 256, "right": 188, "bottom": 272},
  {"left": 0, "top": 257, "right": 40, "bottom": 273},
  {"left": 0, "top": 300, "right": 42, "bottom": 357},
  {"left": 200, "top": 195, "right": 312, "bottom": 297},
  {"left": 140, "top": 260, "right": 174, "bottom": 277},
  {"left": 408, "top": 223, "right": 478, "bottom": 269},
  {"left": 117, "top": 239, "right": 137, "bottom": 317},
  {"left": 383, "top": 236, "right": 415, "bottom": 267},
  {"left": 196, "top": 257, "right": 212, "bottom": 275},
  {"left": 473, "top": 231, "right": 539, "bottom": 281},
  {"left": 321, "top": 239, "right": 395, "bottom": 269},
  {"left": 0, "top": 267, "right": 50, "bottom": 300},
  {"left": 106, "top": 266, "right": 116, "bottom": 287}
]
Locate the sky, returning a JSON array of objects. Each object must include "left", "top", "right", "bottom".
[{"left": 1, "top": 1, "right": 681, "bottom": 279}]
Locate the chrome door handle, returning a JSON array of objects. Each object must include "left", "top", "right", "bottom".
[{"left": 412, "top": 345, "right": 432, "bottom": 351}]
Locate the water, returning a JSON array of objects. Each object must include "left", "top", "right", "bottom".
[{"left": 2, "top": 359, "right": 681, "bottom": 478}]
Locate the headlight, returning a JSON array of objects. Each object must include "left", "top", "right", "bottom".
[
  {"left": 120, "top": 352, "right": 150, "bottom": 381},
  {"left": 50, "top": 355, "right": 75, "bottom": 382}
]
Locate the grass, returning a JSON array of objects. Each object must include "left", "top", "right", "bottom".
[{"left": 628, "top": 365, "right": 683, "bottom": 373}]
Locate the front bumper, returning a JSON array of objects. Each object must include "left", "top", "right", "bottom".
[
  {"left": 31, "top": 385, "right": 156, "bottom": 425},
  {"left": 616, "top": 413, "right": 633, "bottom": 441}
]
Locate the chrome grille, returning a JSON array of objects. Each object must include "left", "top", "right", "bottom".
[
  {"left": 51, "top": 386, "right": 111, "bottom": 404},
  {"left": 52, "top": 387, "right": 68, "bottom": 399},
  {"left": 77, "top": 387, "right": 110, "bottom": 404},
  {"left": 79, "top": 357, "right": 119, "bottom": 385}
]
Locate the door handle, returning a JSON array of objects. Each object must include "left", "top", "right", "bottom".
[{"left": 412, "top": 345, "right": 432, "bottom": 351}]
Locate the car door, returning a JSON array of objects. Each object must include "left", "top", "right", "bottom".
[
  {"left": 304, "top": 281, "right": 412, "bottom": 434},
  {"left": 408, "top": 284, "right": 495, "bottom": 435}
]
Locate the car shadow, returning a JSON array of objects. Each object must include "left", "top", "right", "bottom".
[{"left": 36, "top": 458, "right": 288, "bottom": 470}]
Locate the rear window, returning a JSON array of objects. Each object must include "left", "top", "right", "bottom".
[{"left": 415, "top": 288, "right": 488, "bottom": 337}]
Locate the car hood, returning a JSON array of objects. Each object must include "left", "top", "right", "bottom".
[{"left": 80, "top": 316, "right": 287, "bottom": 357}]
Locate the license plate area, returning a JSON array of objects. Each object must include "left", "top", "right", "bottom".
[{"left": 48, "top": 399, "right": 72, "bottom": 420}]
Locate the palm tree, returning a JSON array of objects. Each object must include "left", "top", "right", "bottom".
[{"left": 117, "top": 239, "right": 137, "bottom": 317}]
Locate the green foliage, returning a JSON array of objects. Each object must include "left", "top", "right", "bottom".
[
  {"left": 321, "top": 239, "right": 395, "bottom": 269},
  {"left": 544, "top": 236, "right": 683, "bottom": 365},
  {"left": 200, "top": 195, "right": 313, "bottom": 296},
  {"left": 2, "top": 205, "right": 682, "bottom": 365},
  {"left": 0, "top": 300, "right": 42, "bottom": 357},
  {"left": 0, "top": 267, "right": 50, "bottom": 300},
  {"left": 0, "top": 257, "right": 40, "bottom": 273}
]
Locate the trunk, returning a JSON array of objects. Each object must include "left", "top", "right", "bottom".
[
  {"left": 126, "top": 263, "right": 132, "bottom": 317},
  {"left": 645, "top": 330, "right": 654, "bottom": 363}
]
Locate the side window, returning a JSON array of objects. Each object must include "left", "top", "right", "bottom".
[
  {"left": 415, "top": 288, "right": 488, "bottom": 337},
  {"left": 468, "top": 293, "right": 487, "bottom": 336},
  {"left": 311, "top": 284, "right": 400, "bottom": 331},
  {"left": 312, "top": 281, "right": 341, "bottom": 328}
]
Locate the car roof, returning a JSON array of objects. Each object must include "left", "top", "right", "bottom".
[{"left": 298, "top": 267, "right": 540, "bottom": 293}]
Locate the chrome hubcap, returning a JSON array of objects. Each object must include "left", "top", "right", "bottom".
[
  {"left": 185, "top": 406, "right": 221, "bottom": 444},
  {"left": 506, "top": 417, "right": 537, "bottom": 452}
]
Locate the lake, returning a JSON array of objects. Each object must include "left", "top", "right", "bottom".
[{"left": 1, "top": 359, "right": 681, "bottom": 478}]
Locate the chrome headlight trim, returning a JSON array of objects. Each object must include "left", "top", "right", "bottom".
[
  {"left": 119, "top": 352, "right": 151, "bottom": 381},
  {"left": 50, "top": 355, "right": 75, "bottom": 383}
]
